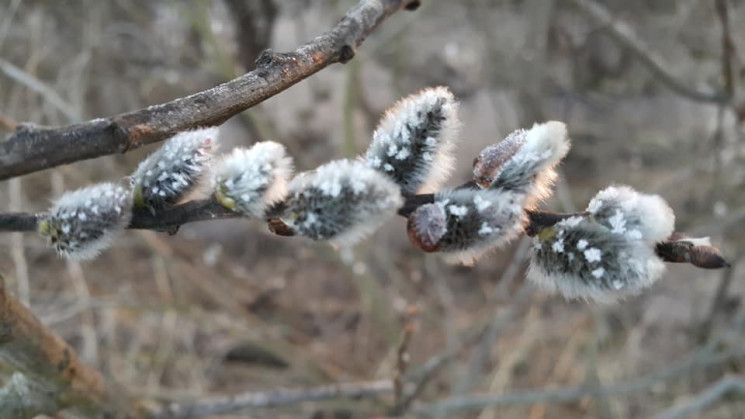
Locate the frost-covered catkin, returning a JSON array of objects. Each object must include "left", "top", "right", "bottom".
[
  {"left": 131, "top": 127, "right": 218, "bottom": 212},
  {"left": 213, "top": 142, "right": 293, "bottom": 217},
  {"left": 528, "top": 186, "right": 675, "bottom": 303},
  {"left": 474, "top": 121, "right": 570, "bottom": 207},
  {"left": 587, "top": 185, "right": 675, "bottom": 243},
  {"left": 280, "top": 159, "right": 403, "bottom": 246},
  {"left": 38, "top": 183, "right": 132, "bottom": 260},
  {"left": 364, "top": 86, "right": 460, "bottom": 194},
  {"left": 407, "top": 188, "right": 526, "bottom": 264}
]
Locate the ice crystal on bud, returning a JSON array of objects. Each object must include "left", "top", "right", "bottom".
[
  {"left": 528, "top": 216, "right": 665, "bottom": 303},
  {"left": 364, "top": 86, "right": 460, "bottom": 194},
  {"left": 587, "top": 185, "right": 675, "bottom": 243},
  {"left": 280, "top": 159, "right": 403, "bottom": 246},
  {"left": 475, "top": 121, "right": 570, "bottom": 207},
  {"left": 213, "top": 142, "right": 293, "bottom": 217},
  {"left": 131, "top": 127, "right": 218, "bottom": 212},
  {"left": 38, "top": 183, "right": 132, "bottom": 260},
  {"left": 407, "top": 188, "right": 526, "bottom": 264}
]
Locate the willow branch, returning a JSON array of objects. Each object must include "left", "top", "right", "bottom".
[
  {"left": 0, "top": 274, "right": 134, "bottom": 416},
  {"left": 0, "top": 0, "right": 421, "bottom": 181},
  {"left": 0, "top": 193, "right": 729, "bottom": 269},
  {"left": 566, "top": 0, "right": 727, "bottom": 104}
]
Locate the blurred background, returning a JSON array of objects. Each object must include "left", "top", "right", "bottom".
[{"left": 1, "top": 0, "right": 744, "bottom": 417}]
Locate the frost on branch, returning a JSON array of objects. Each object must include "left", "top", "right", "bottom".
[
  {"left": 38, "top": 182, "right": 132, "bottom": 260},
  {"left": 364, "top": 86, "right": 460, "bottom": 194},
  {"left": 131, "top": 127, "right": 218, "bottom": 213},
  {"left": 407, "top": 188, "right": 526, "bottom": 264},
  {"left": 279, "top": 159, "right": 403, "bottom": 246},
  {"left": 474, "top": 121, "right": 570, "bottom": 207},
  {"left": 213, "top": 142, "right": 293, "bottom": 217},
  {"left": 528, "top": 186, "right": 675, "bottom": 303}
]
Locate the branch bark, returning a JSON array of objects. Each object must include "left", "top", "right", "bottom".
[
  {"left": 0, "top": 0, "right": 421, "bottom": 181},
  {"left": 0, "top": 274, "right": 134, "bottom": 416}
]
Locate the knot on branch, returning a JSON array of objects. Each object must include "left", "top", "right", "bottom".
[
  {"left": 339, "top": 45, "right": 356, "bottom": 63},
  {"left": 404, "top": 1, "right": 422, "bottom": 11}
]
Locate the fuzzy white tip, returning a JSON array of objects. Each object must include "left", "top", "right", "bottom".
[
  {"left": 587, "top": 185, "right": 675, "bottom": 243},
  {"left": 283, "top": 159, "right": 403, "bottom": 246},
  {"left": 40, "top": 182, "right": 132, "bottom": 260},
  {"left": 131, "top": 127, "right": 218, "bottom": 211},
  {"left": 487, "top": 121, "right": 570, "bottom": 207},
  {"left": 213, "top": 141, "right": 293, "bottom": 217},
  {"left": 365, "top": 86, "right": 460, "bottom": 194}
]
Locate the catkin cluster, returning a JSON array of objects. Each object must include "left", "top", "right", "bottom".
[{"left": 36, "top": 86, "right": 684, "bottom": 303}]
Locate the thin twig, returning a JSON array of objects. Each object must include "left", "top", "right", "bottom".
[
  {"left": 0, "top": 0, "right": 421, "bottom": 181},
  {"left": 566, "top": 0, "right": 727, "bottom": 104},
  {"left": 652, "top": 376, "right": 745, "bottom": 419},
  {"left": 147, "top": 380, "right": 394, "bottom": 418},
  {"left": 714, "top": 0, "right": 737, "bottom": 100},
  {"left": 0, "top": 57, "right": 81, "bottom": 122},
  {"left": 412, "top": 347, "right": 744, "bottom": 415}
]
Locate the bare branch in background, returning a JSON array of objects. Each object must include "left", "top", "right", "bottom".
[
  {"left": 0, "top": 0, "right": 421, "bottom": 181},
  {"left": 653, "top": 376, "right": 745, "bottom": 419},
  {"left": 566, "top": 0, "right": 727, "bottom": 104},
  {"left": 147, "top": 380, "right": 393, "bottom": 418},
  {"left": 0, "top": 274, "right": 134, "bottom": 417}
]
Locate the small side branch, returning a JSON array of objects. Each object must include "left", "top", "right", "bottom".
[{"left": 0, "top": 0, "right": 420, "bottom": 181}]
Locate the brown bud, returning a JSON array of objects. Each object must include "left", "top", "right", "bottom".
[
  {"left": 267, "top": 218, "right": 295, "bottom": 237},
  {"left": 406, "top": 204, "right": 446, "bottom": 252}
]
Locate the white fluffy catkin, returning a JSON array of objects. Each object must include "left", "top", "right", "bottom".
[
  {"left": 280, "top": 159, "right": 403, "bottom": 246},
  {"left": 38, "top": 182, "right": 132, "bottom": 260},
  {"left": 527, "top": 216, "right": 665, "bottom": 303},
  {"left": 407, "top": 187, "right": 527, "bottom": 264},
  {"left": 213, "top": 141, "right": 293, "bottom": 217},
  {"left": 475, "top": 121, "right": 570, "bottom": 208},
  {"left": 528, "top": 185, "right": 674, "bottom": 303},
  {"left": 364, "top": 86, "right": 460, "bottom": 194},
  {"left": 131, "top": 127, "right": 218, "bottom": 212}
]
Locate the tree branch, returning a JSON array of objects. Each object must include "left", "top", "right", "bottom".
[
  {"left": 653, "top": 376, "right": 745, "bottom": 419},
  {"left": 0, "top": 193, "right": 729, "bottom": 269},
  {"left": 0, "top": 274, "right": 134, "bottom": 416},
  {"left": 413, "top": 347, "right": 744, "bottom": 415},
  {"left": 0, "top": 0, "right": 421, "bottom": 181},
  {"left": 566, "top": 0, "right": 728, "bottom": 104},
  {"left": 147, "top": 380, "right": 394, "bottom": 418}
]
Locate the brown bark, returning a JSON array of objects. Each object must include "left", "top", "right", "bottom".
[
  {"left": 0, "top": 274, "right": 134, "bottom": 416},
  {"left": 0, "top": 0, "right": 420, "bottom": 181}
]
